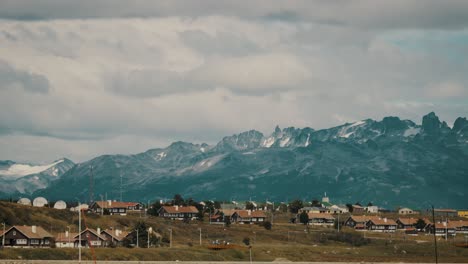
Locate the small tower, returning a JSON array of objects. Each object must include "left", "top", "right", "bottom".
[{"left": 322, "top": 192, "right": 330, "bottom": 203}]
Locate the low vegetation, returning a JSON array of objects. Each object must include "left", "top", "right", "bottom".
[{"left": 1, "top": 201, "right": 468, "bottom": 262}]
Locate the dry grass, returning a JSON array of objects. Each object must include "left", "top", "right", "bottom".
[{"left": 1, "top": 201, "right": 468, "bottom": 262}]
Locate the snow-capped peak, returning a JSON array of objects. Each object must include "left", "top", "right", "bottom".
[{"left": 0, "top": 159, "right": 64, "bottom": 179}]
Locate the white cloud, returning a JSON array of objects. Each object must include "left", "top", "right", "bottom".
[{"left": 0, "top": 14, "right": 467, "bottom": 162}]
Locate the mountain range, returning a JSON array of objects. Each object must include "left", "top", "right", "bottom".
[{"left": 1, "top": 112, "right": 467, "bottom": 209}]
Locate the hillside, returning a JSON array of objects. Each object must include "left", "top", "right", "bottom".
[{"left": 18, "top": 112, "right": 468, "bottom": 208}]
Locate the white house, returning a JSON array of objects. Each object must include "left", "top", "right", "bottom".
[{"left": 399, "top": 207, "right": 416, "bottom": 215}]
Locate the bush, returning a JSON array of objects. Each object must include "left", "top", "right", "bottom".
[
  {"left": 242, "top": 237, "right": 250, "bottom": 246},
  {"left": 317, "top": 232, "right": 370, "bottom": 247},
  {"left": 262, "top": 221, "right": 272, "bottom": 230}
]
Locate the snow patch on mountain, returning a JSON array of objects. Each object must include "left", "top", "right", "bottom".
[
  {"left": 0, "top": 159, "right": 64, "bottom": 179},
  {"left": 261, "top": 137, "right": 275, "bottom": 148},
  {"left": 154, "top": 152, "right": 167, "bottom": 161},
  {"left": 279, "top": 137, "right": 291, "bottom": 147},
  {"left": 404, "top": 127, "right": 421, "bottom": 137},
  {"left": 338, "top": 120, "right": 366, "bottom": 138}
]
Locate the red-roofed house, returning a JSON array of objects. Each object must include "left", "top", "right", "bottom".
[
  {"left": 231, "top": 210, "right": 267, "bottom": 224},
  {"left": 89, "top": 201, "right": 143, "bottom": 215},
  {"left": 307, "top": 213, "right": 335, "bottom": 226},
  {"left": 366, "top": 218, "right": 397, "bottom": 232},
  {"left": 344, "top": 215, "right": 380, "bottom": 230},
  {"left": 158, "top": 205, "right": 199, "bottom": 220},
  {"left": 0, "top": 225, "right": 52, "bottom": 248}
]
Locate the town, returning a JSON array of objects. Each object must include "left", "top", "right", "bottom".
[{"left": 1, "top": 193, "right": 467, "bottom": 252}]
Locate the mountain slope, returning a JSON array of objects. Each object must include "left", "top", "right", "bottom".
[
  {"left": 31, "top": 112, "right": 468, "bottom": 209},
  {"left": 0, "top": 158, "right": 75, "bottom": 195}
]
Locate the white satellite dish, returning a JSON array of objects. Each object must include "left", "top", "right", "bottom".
[
  {"left": 33, "top": 197, "right": 48, "bottom": 207},
  {"left": 53, "top": 200, "right": 67, "bottom": 210},
  {"left": 17, "top": 198, "right": 31, "bottom": 206}
]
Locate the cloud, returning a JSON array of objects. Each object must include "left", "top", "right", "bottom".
[
  {"left": 0, "top": 60, "right": 49, "bottom": 93},
  {"left": 426, "top": 82, "right": 467, "bottom": 98},
  {"left": 2, "top": 1, "right": 468, "bottom": 29},
  {"left": 0, "top": 15, "right": 467, "bottom": 162}
]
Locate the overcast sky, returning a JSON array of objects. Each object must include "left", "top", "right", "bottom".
[{"left": 1, "top": 0, "right": 467, "bottom": 163}]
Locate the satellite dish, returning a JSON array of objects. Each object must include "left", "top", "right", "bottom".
[
  {"left": 33, "top": 197, "right": 48, "bottom": 207},
  {"left": 17, "top": 198, "right": 31, "bottom": 206},
  {"left": 53, "top": 200, "right": 67, "bottom": 210}
]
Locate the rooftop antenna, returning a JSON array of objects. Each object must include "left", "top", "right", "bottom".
[{"left": 89, "top": 165, "right": 94, "bottom": 204}]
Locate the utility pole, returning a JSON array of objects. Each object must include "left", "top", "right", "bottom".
[
  {"left": 89, "top": 166, "right": 94, "bottom": 204},
  {"left": 2, "top": 222, "right": 5, "bottom": 249},
  {"left": 199, "top": 228, "right": 202, "bottom": 245},
  {"left": 147, "top": 227, "right": 151, "bottom": 248},
  {"left": 337, "top": 214, "right": 340, "bottom": 232},
  {"left": 168, "top": 228, "right": 172, "bottom": 248},
  {"left": 78, "top": 203, "right": 82, "bottom": 264},
  {"left": 432, "top": 205, "right": 439, "bottom": 264},
  {"left": 136, "top": 229, "right": 139, "bottom": 248}
]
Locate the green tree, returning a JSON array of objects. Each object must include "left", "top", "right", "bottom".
[
  {"left": 415, "top": 219, "right": 427, "bottom": 230},
  {"left": 311, "top": 199, "right": 321, "bottom": 207},
  {"left": 299, "top": 211, "right": 309, "bottom": 225},
  {"left": 147, "top": 201, "right": 162, "bottom": 216},
  {"left": 289, "top": 199, "right": 303, "bottom": 214}
]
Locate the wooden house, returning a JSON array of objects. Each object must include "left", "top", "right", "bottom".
[
  {"left": 366, "top": 218, "right": 397, "bottom": 232},
  {"left": 158, "top": 205, "right": 199, "bottom": 220},
  {"left": 231, "top": 210, "right": 267, "bottom": 224},
  {"left": 89, "top": 201, "right": 143, "bottom": 216},
  {"left": 0, "top": 225, "right": 52, "bottom": 248},
  {"left": 307, "top": 213, "right": 335, "bottom": 226}
]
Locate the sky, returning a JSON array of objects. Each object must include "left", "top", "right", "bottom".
[{"left": 0, "top": 0, "right": 467, "bottom": 163}]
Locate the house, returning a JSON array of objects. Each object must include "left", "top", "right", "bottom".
[
  {"left": 158, "top": 205, "right": 199, "bottom": 220},
  {"left": 0, "top": 225, "right": 52, "bottom": 248},
  {"left": 365, "top": 206, "right": 379, "bottom": 214},
  {"left": 56, "top": 228, "right": 107, "bottom": 248},
  {"left": 458, "top": 210, "right": 468, "bottom": 218},
  {"left": 299, "top": 207, "right": 327, "bottom": 214},
  {"left": 398, "top": 207, "right": 416, "bottom": 215},
  {"left": 434, "top": 209, "right": 458, "bottom": 217},
  {"left": 327, "top": 205, "right": 345, "bottom": 214},
  {"left": 396, "top": 218, "right": 418, "bottom": 230},
  {"left": 352, "top": 205, "right": 364, "bottom": 214},
  {"left": 307, "top": 213, "right": 335, "bottom": 226},
  {"left": 89, "top": 201, "right": 143, "bottom": 215},
  {"left": 231, "top": 210, "right": 267, "bottom": 224},
  {"left": 452, "top": 220, "right": 468, "bottom": 234},
  {"left": 100, "top": 229, "right": 130, "bottom": 247},
  {"left": 344, "top": 215, "right": 380, "bottom": 230},
  {"left": 366, "top": 218, "right": 397, "bottom": 232},
  {"left": 429, "top": 222, "right": 457, "bottom": 237},
  {"left": 55, "top": 231, "right": 78, "bottom": 248},
  {"left": 335, "top": 204, "right": 349, "bottom": 213}
]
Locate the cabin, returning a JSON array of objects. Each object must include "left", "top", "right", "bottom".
[
  {"left": 55, "top": 231, "right": 78, "bottom": 248},
  {"left": 89, "top": 201, "right": 143, "bottom": 216},
  {"left": 352, "top": 205, "right": 365, "bottom": 214},
  {"left": 0, "top": 225, "right": 52, "bottom": 248},
  {"left": 396, "top": 218, "right": 418, "bottom": 230},
  {"left": 344, "top": 216, "right": 380, "bottom": 230},
  {"left": 100, "top": 229, "right": 130, "bottom": 247},
  {"left": 299, "top": 207, "right": 327, "bottom": 214},
  {"left": 452, "top": 220, "right": 468, "bottom": 234},
  {"left": 158, "top": 205, "right": 199, "bottom": 220},
  {"left": 307, "top": 213, "right": 335, "bottom": 226},
  {"left": 231, "top": 210, "right": 267, "bottom": 224},
  {"left": 366, "top": 218, "right": 397, "bottom": 232},
  {"left": 429, "top": 222, "right": 457, "bottom": 237}
]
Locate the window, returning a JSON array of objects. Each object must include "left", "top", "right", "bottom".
[
  {"left": 13, "top": 231, "right": 16, "bottom": 236},
  {"left": 16, "top": 239, "right": 27, "bottom": 245},
  {"left": 30, "top": 239, "right": 40, "bottom": 245}
]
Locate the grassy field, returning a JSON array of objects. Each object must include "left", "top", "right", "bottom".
[{"left": 1, "top": 201, "right": 467, "bottom": 262}]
